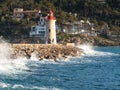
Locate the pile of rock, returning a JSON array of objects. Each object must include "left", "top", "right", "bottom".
[{"left": 11, "top": 44, "right": 83, "bottom": 61}]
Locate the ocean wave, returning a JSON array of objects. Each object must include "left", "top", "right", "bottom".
[
  {"left": 76, "top": 44, "right": 119, "bottom": 56},
  {"left": 12, "top": 84, "right": 61, "bottom": 90},
  {"left": 0, "top": 82, "right": 61, "bottom": 90},
  {"left": 0, "top": 57, "right": 29, "bottom": 75},
  {"left": 0, "top": 82, "right": 10, "bottom": 88}
]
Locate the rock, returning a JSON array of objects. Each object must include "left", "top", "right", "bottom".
[{"left": 10, "top": 44, "right": 83, "bottom": 61}]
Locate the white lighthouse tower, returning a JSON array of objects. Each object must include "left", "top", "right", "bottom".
[{"left": 47, "top": 10, "right": 57, "bottom": 44}]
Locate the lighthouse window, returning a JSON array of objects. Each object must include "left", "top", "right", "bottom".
[
  {"left": 40, "top": 28, "right": 45, "bottom": 30},
  {"left": 49, "top": 29, "right": 51, "bottom": 32}
]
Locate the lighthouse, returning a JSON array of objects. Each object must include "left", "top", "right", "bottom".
[{"left": 47, "top": 10, "right": 57, "bottom": 44}]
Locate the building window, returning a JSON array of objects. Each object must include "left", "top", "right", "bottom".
[
  {"left": 32, "top": 27, "right": 36, "bottom": 31},
  {"left": 39, "top": 31, "right": 45, "bottom": 37},
  {"left": 40, "top": 28, "right": 45, "bottom": 30},
  {"left": 41, "top": 19, "right": 43, "bottom": 22}
]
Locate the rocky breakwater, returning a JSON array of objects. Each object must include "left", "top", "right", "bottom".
[{"left": 11, "top": 44, "right": 83, "bottom": 61}]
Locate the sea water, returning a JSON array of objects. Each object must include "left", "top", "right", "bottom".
[{"left": 0, "top": 44, "right": 120, "bottom": 90}]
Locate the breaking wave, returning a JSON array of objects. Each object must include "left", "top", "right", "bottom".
[
  {"left": 0, "top": 82, "right": 10, "bottom": 88},
  {"left": 0, "top": 39, "right": 29, "bottom": 74},
  {"left": 77, "top": 44, "right": 119, "bottom": 56},
  {"left": 12, "top": 85, "right": 61, "bottom": 90},
  {"left": 0, "top": 82, "right": 61, "bottom": 90},
  {"left": 0, "top": 39, "right": 118, "bottom": 74}
]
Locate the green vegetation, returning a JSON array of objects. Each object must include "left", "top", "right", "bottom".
[
  {"left": 0, "top": 0, "right": 119, "bottom": 24},
  {"left": 111, "top": 25, "right": 120, "bottom": 33},
  {"left": 57, "top": 33, "right": 119, "bottom": 46},
  {"left": 0, "top": 0, "right": 119, "bottom": 42}
]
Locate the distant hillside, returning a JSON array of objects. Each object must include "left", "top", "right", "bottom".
[
  {"left": 0, "top": 0, "right": 119, "bottom": 23},
  {"left": 0, "top": 0, "right": 119, "bottom": 37}
]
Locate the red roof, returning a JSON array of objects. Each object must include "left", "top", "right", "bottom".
[{"left": 47, "top": 10, "right": 56, "bottom": 20}]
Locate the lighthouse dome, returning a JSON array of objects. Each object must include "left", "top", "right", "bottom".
[{"left": 47, "top": 10, "right": 56, "bottom": 20}]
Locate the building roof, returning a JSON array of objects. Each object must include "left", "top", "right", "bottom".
[{"left": 14, "top": 10, "right": 40, "bottom": 14}]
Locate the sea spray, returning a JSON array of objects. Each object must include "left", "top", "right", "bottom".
[
  {"left": 76, "top": 44, "right": 96, "bottom": 55},
  {"left": 30, "top": 52, "right": 39, "bottom": 61},
  {"left": 77, "top": 44, "right": 118, "bottom": 56},
  {"left": 0, "top": 38, "right": 29, "bottom": 74}
]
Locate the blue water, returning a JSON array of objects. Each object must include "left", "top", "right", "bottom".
[{"left": 0, "top": 46, "right": 120, "bottom": 90}]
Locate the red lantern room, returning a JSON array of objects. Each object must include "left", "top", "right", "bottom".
[{"left": 47, "top": 10, "right": 56, "bottom": 20}]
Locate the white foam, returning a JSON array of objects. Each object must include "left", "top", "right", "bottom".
[
  {"left": 0, "top": 40, "right": 29, "bottom": 74},
  {"left": 0, "top": 82, "right": 62, "bottom": 90},
  {"left": 12, "top": 84, "right": 25, "bottom": 89},
  {"left": 12, "top": 84, "right": 61, "bottom": 90},
  {"left": 0, "top": 82, "right": 10, "bottom": 88},
  {"left": 30, "top": 52, "right": 39, "bottom": 61},
  {"left": 77, "top": 44, "right": 118, "bottom": 56},
  {"left": 31, "top": 86, "right": 61, "bottom": 90}
]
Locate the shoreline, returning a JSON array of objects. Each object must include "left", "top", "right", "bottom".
[{"left": 0, "top": 43, "right": 119, "bottom": 62}]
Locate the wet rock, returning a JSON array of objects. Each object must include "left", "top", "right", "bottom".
[{"left": 10, "top": 44, "right": 83, "bottom": 61}]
